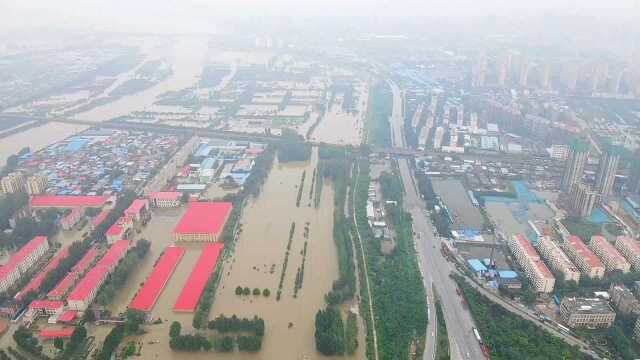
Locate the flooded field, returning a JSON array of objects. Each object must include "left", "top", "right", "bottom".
[
  {"left": 0, "top": 122, "right": 89, "bottom": 164},
  {"left": 74, "top": 38, "right": 208, "bottom": 122},
  {"left": 310, "top": 103, "right": 364, "bottom": 145}
]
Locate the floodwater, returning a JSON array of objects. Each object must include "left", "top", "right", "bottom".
[
  {"left": 310, "top": 83, "right": 368, "bottom": 146},
  {"left": 73, "top": 38, "right": 208, "bottom": 122},
  {"left": 0, "top": 122, "right": 89, "bottom": 165}
]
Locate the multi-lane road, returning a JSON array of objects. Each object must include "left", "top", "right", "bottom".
[{"left": 387, "top": 80, "right": 485, "bottom": 360}]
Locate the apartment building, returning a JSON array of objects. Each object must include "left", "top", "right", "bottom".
[
  {"left": 0, "top": 172, "right": 25, "bottom": 194},
  {"left": 507, "top": 234, "right": 555, "bottom": 293},
  {"left": 590, "top": 236, "right": 630, "bottom": 273},
  {"left": 609, "top": 284, "right": 640, "bottom": 315},
  {"left": 615, "top": 235, "right": 640, "bottom": 270},
  {"left": 25, "top": 174, "right": 48, "bottom": 195},
  {"left": 537, "top": 236, "right": 581, "bottom": 283},
  {"left": 0, "top": 236, "right": 50, "bottom": 293},
  {"left": 563, "top": 235, "right": 605, "bottom": 279}
]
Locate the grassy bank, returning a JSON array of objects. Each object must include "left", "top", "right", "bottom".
[
  {"left": 355, "top": 161, "right": 427, "bottom": 359},
  {"left": 454, "top": 275, "right": 592, "bottom": 360},
  {"left": 365, "top": 82, "right": 392, "bottom": 147}
]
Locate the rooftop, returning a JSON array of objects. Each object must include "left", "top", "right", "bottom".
[
  {"left": 28, "top": 300, "right": 64, "bottom": 310},
  {"left": 591, "top": 236, "right": 628, "bottom": 265},
  {"left": 173, "top": 202, "right": 232, "bottom": 236},
  {"left": 174, "top": 243, "right": 223, "bottom": 312},
  {"left": 513, "top": 234, "right": 539, "bottom": 259},
  {"left": 30, "top": 195, "right": 108, "bottom": 208},
  {"left": 16, "top": 246, "right": 70, "bottom": 300},
  {"left": 39, "top": 328, "right": 75, "bottom": 339},
  {"left": 129, "top": 246, "right": 185, "bottom": 312},
  {"left": 616, "top": 236, "right": 640, "bottom": 255},
  {"left": 562, "top": 297, "right": 615, "bottom": 315},
  {"left": 0, "top": 236, "right": 48, "bottom": 281},
  {"left": 150, "top": 192, "right": 181, "bottom": 201},
  {"left": 568, "top": 235, "right": 603, "bottom": 269},
  {"left": 125, "top": 199, "right": 147, "bottom": 216}
]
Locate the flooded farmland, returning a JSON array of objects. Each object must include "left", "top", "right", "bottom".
[{"left": 73, "top": 38, "right": 208, "bottom": 122}]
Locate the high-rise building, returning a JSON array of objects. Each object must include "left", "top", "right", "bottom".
[
  {"left": 0, "top": 172, "right": 25, "bottom": 194},
  {"left": 634, "top": 317, "right": 640, "bottom": 343},
  {"left": 595, "top": 145, "right": 621, "bottom": 197},
  {"left": 561, "top": 140, "right": 590, "bottom": 192},
  {"left": 569, "top": 183, "right": 599, "bottom": 217},
  {"left": 537, "top": 236, "right": 581, "bottom": 283},
  {"left": 590, "top": 236, "right": 630, "bottom": 273},
  {"left": 25, "top": 174, "right": 48, "bottom": 195},
  {"left": 629, "top": 151, "right": 640, "bottom": 194}
]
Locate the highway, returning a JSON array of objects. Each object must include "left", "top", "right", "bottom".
[{"left": 387, "top": 80, "right": 484, "bottom": 360}]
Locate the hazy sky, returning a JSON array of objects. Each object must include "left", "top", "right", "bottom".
[{"left": 1, "top": 0, "right": 638, "bottom": 33}]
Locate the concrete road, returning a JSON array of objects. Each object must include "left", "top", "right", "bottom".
[{"left": 387, "top": 79, "right": 484, "bottom": 360}]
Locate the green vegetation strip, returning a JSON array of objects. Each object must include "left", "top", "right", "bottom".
[
  {"left": 355, "top": 162, "right": 428, "bottom": 359},
  {"left": 276, "top": 222, "right": 296, "bottom": 300},
  {"left": 296, "top": 170, "right": 307, "bottom": 207},
  {"left": 454, "top": 275, "right": 592, "bottom": 360},
  {"left": 434, "top": 300, "right": 450, "bottom": 360}
]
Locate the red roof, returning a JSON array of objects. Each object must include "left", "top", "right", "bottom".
[
  {"left": 67, "top": 266, "right": 109, "bottom": 302},
  {"left": 591, "top": 236, "right": 628, "bottom": 265},
  {"left": 174, "top": 243, "right": 223, "bottom": 312},
  {"left": 150, "top": 192, "right": 181, "bottom": 201},
  {"left": 513, "top": 234, "right": 539, "bottom": 259},
  {"left": 31, "top": 195, "right": 108, "bottom": 208},
  {"left": 0, "top": 236, "right": 48, "bottom": 281},
  {"left": 568, "top": 235, "right": 603, "bottom": 268},
  {"left": 16, "top": 246, "right": 70, "bottom": 300},
  {"left": 173, "top": 202, "right": 232, "bottom": 236},
  {"left": 125, "top": 199, "right": 147, "bottom": 216},
  {"left": 29, "top": 300, "right": 64, "bottom": 310},
  {"left": 129, "top": 246, "right": 185, "bottom": 311},
  {"left": 39, "top": 328, "right": 74, "bottom": 339},
  {"left": 72, "top": 248, "right": 99, "bottom": 273},
  {"left": 92, "top": 209, "right": 111, "bottom": 227},
  {"left": 68, "top": 241, "right": 130, "bottom": 302},
  {"left": 106, "top": 224, "right": 124, "bottom": 237},
  {"left": 96, "top": 240, "right": 130, "bottom": 268},
  {"left": 57, "top": 310, "right": 78, "bottom": 323},
  {"left": 534, "top": 260, "right": 554, "bottom": 279},
  {"left": 617, "top": 236, "right": 640, "bottom": 255},
  {"left": 47, "top": 272, "right": 78, "bottom": 299}
]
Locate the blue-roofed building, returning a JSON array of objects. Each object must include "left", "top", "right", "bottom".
[
  {"left": 66, "top": 138, "right": 88, "bottom": 152},
  {"left": 497, "top": 270, "right": 522, "bottom": 289},
  {"left": 468, "top": 259, "right": 488, "bottom": 277}
]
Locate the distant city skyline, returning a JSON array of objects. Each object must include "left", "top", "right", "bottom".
[{"left": 1, "top": 0, "right": 639, "bottom": 33}]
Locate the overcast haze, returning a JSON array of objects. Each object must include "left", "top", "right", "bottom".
[{"left": 1, "top": 0, "right": 639, "bottom": 33}]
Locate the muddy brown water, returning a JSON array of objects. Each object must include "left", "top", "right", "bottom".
[{"left": 82, "top": 149, "right": 364, "bottom": 359}]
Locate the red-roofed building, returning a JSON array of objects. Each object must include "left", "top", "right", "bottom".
[
  {"left": 590, "top": 236, "right": 630, "bottom": 273},
  {"left": 615, "top": 236, "right": 640, "bottom": 270},
  {"left": 16, "top": 246, "right": 70, "bottom": 301},
  {"left": 30, "top": 195, "right": 109, "bottom": 208},
  {"left": 47, "top": 272, "right": 78, "bottom": 300},
  {"left": 174, "top": 243, "right": 223, "bottom": 311},
  {"left": 61, "top": 207, "right": 83, "bottom": 230},
  {"left": 91, "top": 209, "right": 111, "bottom": 230},
  {"left": 129, "top": 246, "right": 185, "bottom": 312},
  {"left": 564, "top": 235, "right": 605, "bottom": 279},
  {"left": 57, "top": 310, "right": 78, "bottom": 324},
  {"left": 24, "top": 300, "right": 64, "bottom": 322},
  {"left": 173, "top": 202, "right": 232, "bottom": 242},
  {"left": 106, "top": 224, "right": 125, "bottom": 242},
  {"left": 150, "top": 192, "right": 182, "bottom": 208},
  {"left": 507, "top": 234, "right": 555, "bottom": 293},
  {"left": 67, "top": 241, "right": 130, "bottom": 310},
  {"left": 0, "top": 236, "right": 50, "bottom": 293},
  {"left": 124, "top": 199, "right": 149, "bottom": 222},
  {"left": 39, "top": 328, "right": 75, "bottom": 340}
]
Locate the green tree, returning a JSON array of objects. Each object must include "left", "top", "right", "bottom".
[
  {"left": 252, "top": 288, "right": 261, "bottom": 296},
  {"left": 235, "top": 286, "right": 243, "bottom": 295},
  {"left": 54, "top": 338, "right": 64, "bottom": 351},
  {"left": 170, "top": 321, "right": 181, "bottom": 338},
  {"left": 262, "top": 288, "right": 270, "bottom": 297},
  {"left": 242, "top": 287, "right": 251, "bottom": 296}
]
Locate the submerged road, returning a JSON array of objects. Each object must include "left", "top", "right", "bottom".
[{"left": 387, "top": 80, "right": 484, "bottom": 360}]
